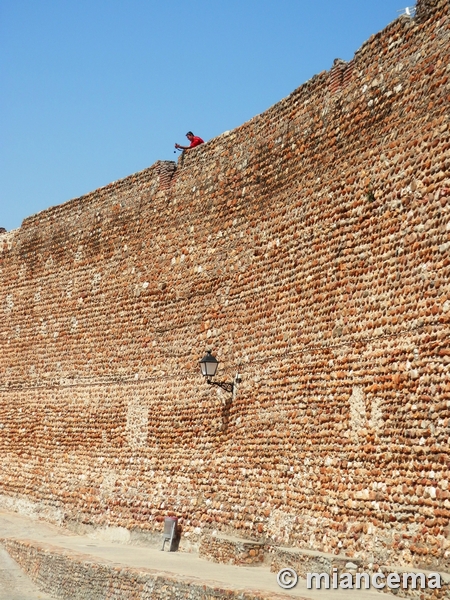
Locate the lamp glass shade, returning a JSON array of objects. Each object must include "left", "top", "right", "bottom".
[{"left": 199, "top": 351, "right": 219, "bottom": 378}]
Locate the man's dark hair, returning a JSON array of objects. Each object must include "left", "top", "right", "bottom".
[{"left": 186, "top": 131, "right": 194, "bottom": 136}]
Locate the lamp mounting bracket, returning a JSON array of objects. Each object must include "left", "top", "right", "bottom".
[{"left": 206, "top": 379, "right": 234, "bottom": 393}]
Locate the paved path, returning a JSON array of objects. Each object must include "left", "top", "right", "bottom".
[
  {"left": 0, "top": 509, "right": 395, "bottom": 599},
  {"left": 0, "top": 545, "right": 53, "bottom": 600}
]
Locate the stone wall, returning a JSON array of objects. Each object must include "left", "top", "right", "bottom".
[
  {"left": 199, "top": 534, "right": 265, "bottom": 566},
  {"left": 2, "top": 539, "right": 286, "bottom": 600},
  {"left": 1, "top": 0, "right": 450, "bottom": 571}
]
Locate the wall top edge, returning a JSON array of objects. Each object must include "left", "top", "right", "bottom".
[
  {"left": 19, "top": 160, "right": 176, "bottom": 232},
  {"left": 10, "top": 0, "right": 449, "bottom": 234}
]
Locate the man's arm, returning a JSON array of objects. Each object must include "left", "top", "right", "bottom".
[{"left": 175, "top": 137, "right": 204, "bottom": 150}]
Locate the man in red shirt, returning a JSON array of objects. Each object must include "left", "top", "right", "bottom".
[{"left": 175, "top": 131, "right": 204, "bottom": 151}]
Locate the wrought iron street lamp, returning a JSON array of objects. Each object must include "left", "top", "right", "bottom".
[{"left": 199, "top": 350, "right": 238, "bottom": 393}]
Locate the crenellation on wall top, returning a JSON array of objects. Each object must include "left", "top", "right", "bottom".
[{"left": 0, "top": 229, "right": 18, "bottom": 254}]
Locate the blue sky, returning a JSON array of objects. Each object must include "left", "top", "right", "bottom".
[{"left": 1, "top": 0, "right": 411, "bottom": 230}]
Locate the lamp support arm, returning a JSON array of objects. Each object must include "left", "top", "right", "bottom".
[{"left": 206, "top": 380, "right": 234, "bottom": 393}]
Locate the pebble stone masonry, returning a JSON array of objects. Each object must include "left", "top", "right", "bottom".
[{"left": 1, "top": 0, "right": 450, "bottom": 579}]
